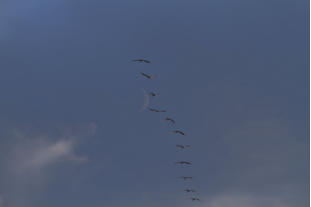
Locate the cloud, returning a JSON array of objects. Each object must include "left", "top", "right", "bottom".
[
  {"left": 8, "top": 127, "right": 91, "bottom": 175},
  {"left": 0, "top": 123, "right": 96, "bottom": 207},
  {"left": 21, "top": 139, "right": 86, "bottom": 171},
  {"left": 0, "top": 195, "right": 4, "bottom": 207},
  {"left": 199, "top": 193, "right": 304, "bottom": 207}
]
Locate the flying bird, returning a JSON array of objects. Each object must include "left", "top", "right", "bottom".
[
  {"left": 148, "top": 108, "right": 166, "bottom": 113},
  {"left": 176, "top": 144, "right": 191, "bottom": 149},
  {"left": 149, "top": 92, "right": 159, "bottom": 97},
  {"left": 180, "top": 176, "right": 193, "bottom": 180},
  {"left": 165, "top": 117, "right": 175, "bottom": 124},
  {"left": 132, "top": 59, "right": 151, "bottom": 63},
  {"left": 172, "top": 130, "right": 185, "bottom": 135},
  {"left": 140, "top": 72, "right": 155, "bottom": 79},
  {"left": 190, "top": 197, "right": 200, "bottom": 201},
  {"left": 175, "top": 161, "right": 192, "bottom": 165},
  {"left": 184, "top": 189, "right": 196, "bottom": 193}
]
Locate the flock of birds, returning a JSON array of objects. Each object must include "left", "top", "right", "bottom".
[{"left": 132, "top": 58, "right": 201, "bottom": 202}]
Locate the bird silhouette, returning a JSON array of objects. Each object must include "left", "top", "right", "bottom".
[
  {"left": 165, "top": 117, "right": 175, "bottom": 124},
  {"left": 148, "top": 108, "right": 166, "bottom": 113},
  {"left": 176, "top": 144, "right": 191, "bottom": 149},
  {"left": 175, "top": 161, "right": 192, "bottom": 165},
  {"left": 149, "top": 92, "right": 159, "bottom": 97},
  {"left": 140, "top": 72, "right": 155, "bottom": 79},
  {"left": 172, "top": 130, "right": 185, "bottom": 135},
  {"left": 190, "top": 197, "right": 200, "bottom": 201},
  {"left": 180, "top": 176, "right": 193, "bottom": 180},
  {"left": 184, "top": 188, "right": 196, "bottom": 193},
  {"left": 132, "top": 59, "right": 151, "bottom": 63}
]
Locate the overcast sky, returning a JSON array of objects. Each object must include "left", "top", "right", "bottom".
[{"left": 0, "top": 0, "right": 309, "bottom": 207}]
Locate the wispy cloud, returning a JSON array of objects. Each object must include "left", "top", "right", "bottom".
[
  {"left": 0, "top": 123, "right": 96, "bottom": 207},
  {"left": 0, "top": 195, "right": 4, "bottom": 207},
  {"left": 199, "top": 193, "right": 302, "bottom": 207},
  {"left": 8, "top": 126, "right": 92, "bottom": 175},
  {"left": 21, "top": 139, "right": 86, "bottom": 171}
]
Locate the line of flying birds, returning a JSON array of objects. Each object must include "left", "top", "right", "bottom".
[{"left": 132, "top": 58, "right": 200, "bottom": 202}]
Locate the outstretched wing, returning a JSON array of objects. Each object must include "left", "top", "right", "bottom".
[
  {"left": 132, "top": 59, "right": 150, "bottom": 63},
  {"left": 140, "top": 72, "right": 150, "bottom": 79},
  {"left": 178, "top": 130, "right": 185, "bottom": 135},
  {"left": 166, "top": 118, "right": 175, "bottom": 123}
]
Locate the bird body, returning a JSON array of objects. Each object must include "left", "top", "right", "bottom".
[
  {"left": 190, "top": 197, "right": 200, "bottom": 201},
  {"left": 184, "top": 188, "right": 196, "bottom": 193},
  {"left": 133, "top": 59, "right": 150, "bottom": 63},
  {"left": 132, "top": 59, "right": 151, "bottom": 63},
  {"left": 149, "top": 92, "right": 158, "bottom": 97},
  {"left": 180, "top": 176, "right": 193, "bottom": 180},
  {"left": 148, "top": 108, "right": 166, "bottom": 113},
  {"left": 172, "top": 130, "right": 185, "bottom": 135},
  {"left": 175, "top": 161, "right": 192, "bottom": 165},
  {"left": 165, "top": 117, "right": 175, "bottom": 124},
  {"left": 140, "top": 72, "right": 155, "bottom": 79},
  {"left": 176, "top": 144, "right": 191, "bottom": 149}
]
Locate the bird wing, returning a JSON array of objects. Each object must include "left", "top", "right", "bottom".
[
  {"left": 179, "top": 131, "right": 185, "bottom": 135},
  {"left": 140, "top": 72, "right": 150, "bottom": 78}
]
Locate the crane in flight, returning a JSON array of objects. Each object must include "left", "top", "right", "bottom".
[
  {"left": 140, "top": 72, "right": 155, "bottom": 79},
  {"left": 175, "top": 161, "right": 192, "bottom": 166},
  {"left": 190, "top": 197, "right": 200, "bottom": 201},
  {"left": 132, "top": 59, "right": 151, "bottom": 63},
  {"left": 176, "top": 144, "right": 191, "bottom": 150},
  {"left": 149, "top": 92, "right": 159, "bottom": 97},
  {"left": 180, "top": 176, "right": 193, "bottom": 180},
  {"left": 171, "top": 130, "right": 185, "bottom": 135},
  {"left": 184, "top": 188, "right": 196, "bottom": 193},
  {"left": 165, "top": 117, "right": 175, "bottom": 124},
  {"left": 148, "top": 108, "right": 166, "bottom": 113}
]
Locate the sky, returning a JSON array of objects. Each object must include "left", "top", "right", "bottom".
[{"left": 0, "top": 0, "right": 309, "bottom": 207}]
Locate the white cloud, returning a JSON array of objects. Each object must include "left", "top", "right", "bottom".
[
  {"left": 23, "top": 139, "right": 86, "bottom": 171},
  {"left": 6, "top": 123, "right": 96, "bottom": 174},
  {"left": 0, "top": 195, "right": 4, "bottom": 207},
  {"left": 196, "top": 193, "right": 301, "bottom": 207},
  {"left": 0, "top": 123, "right": 96, "bottom": 207}
]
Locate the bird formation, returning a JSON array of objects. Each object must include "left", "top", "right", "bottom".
[{"left": 133, "top": 58, "right": 201, "bottom": 202}]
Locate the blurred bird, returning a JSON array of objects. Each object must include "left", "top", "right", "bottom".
[
  {"left": 148, "top": 108, "right": 166, "bottom": 112},
  {"left": 184, "top": 189, "right": 196, "bottom": 193},
  {"left": 175, "top": 161, "right": 192, "bottom": 165},
  {"left": 171, "top": 130, "right": 185, "bottom": 135},
  {"left": 132, "top": 59, "right": 151, "bottom": 63},
  {"left": 140, "top": 72, "right": 155, "bottom": 79},
  {"left": 176, "top": 144, "right": 191, "bottom": 149},
  {"left": 165, "top": 117, "right": 175, "bottom": 124},
  {"left": 149, "top": 92, "right": 159, "bottom": 97},
  {"left": 190, "top": 197, "right": 200, "bottom": 201},
  {"left": 180, "top": 176, "right": 193, "bottom": 180}
]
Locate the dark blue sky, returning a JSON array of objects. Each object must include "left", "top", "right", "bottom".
[{"left": 0, "top": 0, "right": 309, "bottom": 207}]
